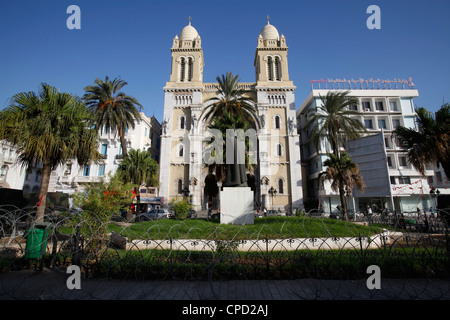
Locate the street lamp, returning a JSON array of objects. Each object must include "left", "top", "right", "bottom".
[
  {"left": 182, "top": 186, "right": 190, "bottom": 200},
  {"left": 268, "top": 186, "right": 277, "bottom": 211}
]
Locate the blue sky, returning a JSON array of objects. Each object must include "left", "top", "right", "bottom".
[{"left": 1, "top": 0, "right": 449, "bottom": 122}]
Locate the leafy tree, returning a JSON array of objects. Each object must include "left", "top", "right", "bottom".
[
  {"left": 0, "top": 83, "right": 101, "bottom": 222},
  {"left": 169, "top": 196, "right": 191, "bottom": 220},
  {"left": 320, "top": 152, "right": 365, "bottom": 221},
  {"left": 304, "top": 91, "right": 366, "bottom": 157},
  {"left": 83, "top": 76, "right": 142, "bottom": 156},
  {"left": 71, "top": 173, "right": 135, "bottom": 254},
  {"left": 393, "top": 104, "right": 450, "bottom": 178},
  {"left": 116, "top": 149, "right": 159, "bottom": 216},
  {"left": 304, "top": 91, "right": 366, "bottom": 219}
]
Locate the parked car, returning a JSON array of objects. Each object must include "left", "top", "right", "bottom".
[
  {"left": 187, "top": 208, "right": 197, "bottom": 219},
  {"left": 137, "top": 209, "right": 172, "bottom": 221}
]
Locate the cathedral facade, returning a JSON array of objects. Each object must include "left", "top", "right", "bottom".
[{"left": 159, "top": 19, "right": 303, "bottom": 212}]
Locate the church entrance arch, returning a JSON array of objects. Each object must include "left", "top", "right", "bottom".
[{"left": 204, "top": 173, "right": 218, "bottom": 210}]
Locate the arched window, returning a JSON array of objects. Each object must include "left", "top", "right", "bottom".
[
  {"left": 267, "top": 56, "right": 273, "bottom": 81},
  {"left": 276, "top": 143, "right": 283, "bottom": 156},
  {"left": 179, "top": 115, "right": 186, "bottom": 130},
  {"left": 177, "top": 179, "right": 183, "bottom": 194},
  {"left": 278, "top": 178, "right": 284, "bottom": 194},
  {"left": 274, "top": 115, "right": 281, "bottom": 129},
  {"left": 180, "top": 58, "right": 186, "bottom": 82},
  {"left": 0, "top": 165, "right": 8, "bottom": 180},
  {"left": 188, "top": 57, "right": 193, "bottom": 81},
  {"left": 32, "top": 185, "right": 39, "bottom": 193},
  {"left": 178, "top": 145, "right": 184, "bottom": 157},
  {"left": 25, "top": 168, "right": 32, "bottom": 181},
  {"left": 35, "top": 170, "right": 42, "bottom": 182},
  {"left": 274, "top": 57, "right": 281, "bottom": 81},
  {"left": 23, "top": 185, "right": 30, "bottom": 194}
]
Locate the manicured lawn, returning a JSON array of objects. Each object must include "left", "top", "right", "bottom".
[{"left": 107, "top": 216, "right": 385, "bottom": 240}]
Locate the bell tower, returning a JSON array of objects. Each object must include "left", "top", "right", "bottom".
[
  {"left": 254, "top": 16, "right": 292, "bottom": 87},
  {"left": 160, "top": 18, "right": 205, "bottom": 209},
  {"left": 168, "top": 17, "right": 204, "bottom": 86}
]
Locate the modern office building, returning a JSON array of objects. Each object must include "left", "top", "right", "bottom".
[{"left": 296, "top": 80, "right": 437, "bottom": 214}]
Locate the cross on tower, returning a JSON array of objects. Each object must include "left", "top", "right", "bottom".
[
  {"left": 266, "top": 15, "right": 270, "bottom": 24},
  {"left": 188, "top": 16, "right": 192, "bottom": 25}
]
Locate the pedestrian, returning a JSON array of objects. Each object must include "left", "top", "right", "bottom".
[
  {"left": 398, "top": 214, "right": 406, "bottom": 230},
  {"left": 263, "top": 207, "right": 267, "bottom": 217}
]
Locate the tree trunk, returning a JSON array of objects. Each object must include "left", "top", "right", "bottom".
[
  {"left": 36, "top": 163, "right": 52, "bottom": 223},
  {"left": 135, "top": 186, "right": 141, "bottom": 216},
  {"left": 119, "top": 132, "right": 128, "bottom": 157},
  {"left": 338, "top": 186, "right": 349, "bottom": 222}
]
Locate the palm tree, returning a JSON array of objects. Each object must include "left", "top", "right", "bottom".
[
  {"left": 202, "top": 72, "right": 258, "bottom": 124},
  {"left": 304, "top": 91, "right": 367, "bottom": 157},
  {"left": 116, "top": 149, "right": 159, "bottom": 216},
  {"left": 320, "top": 152, "right": 365, "bottom": 221},
  {"left": 201, "top": 72, "right": 259, "bottom": 186},
  {"left": 202, "top": 72, "right": 259, "bottom": 145},
  {"left": 83, "top": 76, "right": 142, "bottom": 156},
  {"left": 0, "top": 84, "right": 101, "bottom": 222},
  {"left": 393, "top": 104, "right": 450, "bottom": 178}
]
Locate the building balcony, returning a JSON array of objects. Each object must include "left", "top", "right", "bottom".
[
  {"left": 203, "top": 82, "right": 256, "bottom": 92},
  {"left": 115, "top": 154, "right": 123, "bottom": 164},
  {"left": 0, "top": 155, "right": 16, "bottom": 164},
  {"left": 59, "top": 176, "right": 73, "bottom": 184},
  {"left": 74, "top": 176, "right": 103, "bottom": 184}
]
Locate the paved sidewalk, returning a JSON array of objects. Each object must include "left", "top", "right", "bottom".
[{"left": 0, "top": 270, "right": 449, "bottom": 300}]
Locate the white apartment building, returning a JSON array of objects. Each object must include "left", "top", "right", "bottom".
[
  {"left": 49, "top": 112, "right": 161, "bottom": 198},
  {"left": 0, "top": 113, "right": 160, "bottom": 208},
  {"left": 297, "top": 79, "right": 437, "bottom": 214},
  {"left": 0, "top": 141, "right": 42, "bottom": 193}
]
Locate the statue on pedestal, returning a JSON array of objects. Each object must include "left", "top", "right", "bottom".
[{"left": 223, "top": 136, "right": 248, "bottom": 188}]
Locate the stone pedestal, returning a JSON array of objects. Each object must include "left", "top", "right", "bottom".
[{"left": 220, "top": 187, "right": 254, "bottom": 225}]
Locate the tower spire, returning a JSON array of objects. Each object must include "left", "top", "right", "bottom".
[
  {"left": 266, "top": 15, "right": 270, "bottom": 24},
  {"left": 188, "top": 16, "right": 192, "bottom": 25}
]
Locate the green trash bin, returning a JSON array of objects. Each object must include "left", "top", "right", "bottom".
[{"left": 25, "top": 222, "right": 52, "bottom": 259}]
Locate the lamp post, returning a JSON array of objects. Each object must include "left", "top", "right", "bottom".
[
  {"left": 268, "top": 186, "right": 277, "bottom": 211},
  {"left": 182, "top": 186, "right": 190, "bottom": 201}
]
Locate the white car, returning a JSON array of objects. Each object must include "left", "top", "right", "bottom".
[{"left": 137, "top": 209, "right": 172, "bottom": 221}]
